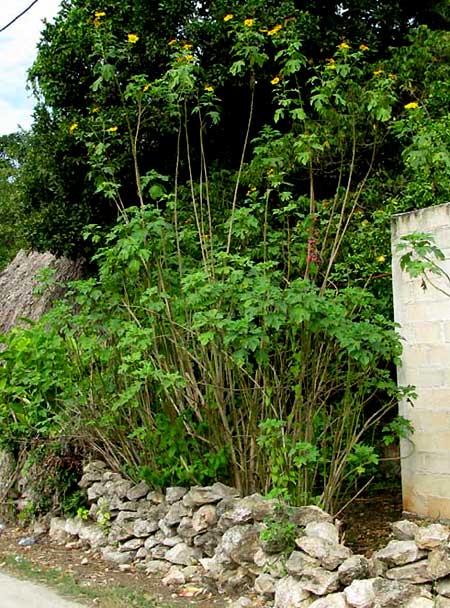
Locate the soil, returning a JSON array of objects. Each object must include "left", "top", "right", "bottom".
[
  {"left": 0, "top": 527, "right": 231, "bottom": 608},
  {"left": 0, "top": 488, "right": 403, "bottom": 607},
  {"left": 341, "top": 486, "right": 403, "bottom": 555}
]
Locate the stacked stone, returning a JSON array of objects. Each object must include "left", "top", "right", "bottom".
[{"left": 47, "top": 461, "right": 450, "bottom": 607}]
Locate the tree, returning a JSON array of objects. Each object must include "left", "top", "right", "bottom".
[
  {"left": 0, "top": 133, "right": 27, "bottom": 269},
  {"left": 22, "top": 0, "right": 448, "bottom": 257}
]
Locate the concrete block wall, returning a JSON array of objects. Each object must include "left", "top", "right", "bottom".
[{"left": 392, "top": 202, "right": 450, "bottom": 519}]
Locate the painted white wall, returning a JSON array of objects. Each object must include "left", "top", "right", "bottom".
[{"left": 392, "top": 202, "right": 450, "bottom": 519}]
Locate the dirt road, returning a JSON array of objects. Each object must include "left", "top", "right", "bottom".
[{"left": 0, "top": 571, "right": 87, "bottom": 608}]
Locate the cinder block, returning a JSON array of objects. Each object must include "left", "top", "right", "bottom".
[
  {"left": 415, "top": 452, "right": 450, "bottom": 475},
  {"left": 427, "top": 495, "right": 450, "bottom": 520}
]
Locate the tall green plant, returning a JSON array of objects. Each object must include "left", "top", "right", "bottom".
[{"left": 0, "top": 7, "right": 418, "bottom": 512}]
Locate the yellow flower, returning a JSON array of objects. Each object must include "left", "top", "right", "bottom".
[
  {"left": 204, "top": 85, "right": 215, "bottom": 92},
  {"left": 91, "top": 105, "right": 100, "bottom": 113},
  {"left": 388, "top": 72, "right": 397, "bottom": 80},
  {"left": 270, "top": 76, "right": 280, "bottom": 85},
  {"left": 404, "top": 101, "right": 419, "bottom": 110},
  {"left": 108, "top": 126, "right": 118, "bottom": 132},
  {"left": 68, "top": 122, "right": 78, "bottom": 134},
  {"left": 182, "top": 43, "right": 193, "bottom": 50},
  {"left": 93, "top": 18, "right": 101, "bottom": 27},
  {"left": 143, "top": 84, "right": 150, "bottom": 92},
  {"left": 359, "top": 44, "right": 369, "bottom": 51},
  {"left": 94, "top": 10, "right": 106, "bottom": 17},
  {"left": 127, "top": 33, "right": 139, "bottom": 43},
  {"left": 246, "top": 186, "right": 257, "bottom": 195},
  {"left": 376, "top": 255, "right": 386, "bottom": 263},
  {"left": 267, "top": 168, "right": 274, "bottom": 176},
  {"left": 337, "top": 41, "right": 350, "bottom": 50},
  {"left": 168, "top": 39, "right": 177, "bottom": 46},
  {"left": 223, "top": 13, "right": 233, "bottom": 22},
  {"left": 267, "top": 24, "right": 282, "bottom": 36},
  {"left": 244, "top": 18, "right": 254, "bottom": 27},
  {"left": 373, "top": 68, "right": 383, "bottom": 77},
  {"left": 185, "top": 54, "right": 194, "bottom": 62},
  {"left": 326, "top": 58, "right": 336, "bottom": 69}
]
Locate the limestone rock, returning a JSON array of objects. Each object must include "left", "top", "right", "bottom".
[
  {"left": 126, "top": 481, "right": 150, "bottom": 501},
  {"left": 144, "top": 535, "right": 159, "bottom": 550},
  {"left": 296, "top": 536, "right": 352, "bottom": 570},
  {"left": 374, "top": 540, "right": 425, "bottom": 567},
  {"left": 119, "top": 537, "right": 144, "bottom": 551},
  {"left": 101, "top": 547, "right": 136, "bottom": 564},
  {"left": 115, "top": 510, "right": 141, "bottom": 524},
  {"left": 219, "top": 524, "right": 262, "bottom": 565},
  {"left": 149, "top": 544, "right": 168, "bottom": 559},
  {"left": 405, "top": 599, "right": 435, "bottom": 608},
  {"left": 391, "top": 520, "right": 419, "bottom": 541},
  {"left": 162, "top": 565, "right": 186, "bottom": 586},
  {"left": 305, "top": 522, "right": 340, "bottom": 545},
  {"left": 415, "top": 524, "right": 450, "bottom": 550},
  {"left": 77, "top": 522, "right": 108, "bottom": 548},
  {"left": 183, "top": 483, "right": 239, "bottom": 507},
  {"left": 385, "top": 559, "right": 432, "bottom": 584},
  {"left": 64, "top": 518, "right": 84, "bottom": 537},
  {"left": 289, "top": 505, "right": 333, "bottom": 527},
  {"left": 436, "top": 598, "right": 450, "bottom": 608},
  {"left": 344, "top": 578, "right": 377, "bottom": 608},
  {"left": 229, "top": 598, "right": 254, "bottom": 608},
  {"left": 274, "top": 575, "right": 312, "bottom": 608},
  {"left": 372, "top": 578, "right": 416, "bottom": 607},
  {"left": 144, "top": 559, "right": 171, "bottom": 575},
  {"left": 218, "top": 494, "right": 275, "bottom": 531},
  {"left": 162, "top": 534, "right": 183, "bottom": 547},
  {"left": 49, "top": 517, "right": 71, "bottom": 542},
  {"left": 192, "top": 504, "right": 217, "bottom": 532},
  {"left": 427, "top": 547, "right": 450, "bottom": 580},
  {"left": 146, "top": 490, "right": 165, "bottom": 504},
  {"left": 166, "top": 487, "right": 187, "bottom": 504},
  {"left": 79, "top": 461, "right": 107, "bottom": 487},
  {"left": 286, "top": 550, "right": 320, "bottom": 576},
  {"left": 309, "top": 592, "right": 349, "bottom": 608},
  {"left": 164, "top": 501, "right": 190, "bottom": 525},
  {"left": 108, "top": 521, "right": 135, "bottom": 543},
  {"left": 300, "top": 566, "right": 340, "bottom": 596},
  {"left": 133, "top": 518, "right": 159, "bottom": 537},
  {"left": 165, "top": 542, "right": 201, "bottom": 565},
  {"left": 255, "top": 573, "right": 276, "bottom": 597},
  {"left": 178, "top": 516, "right": 196, "bottom": 540},
  {"left": 436, "top": 576, "right": 450, "bottom": 598},
  {"left": 338, "top": 555, "right": 371, "bottom": 586},
  {"left": 87, "top": 482, "right": 107, "bottom": 501},
  {"left": 193, "top": 531, "right": 220, "bottom": 556},
  {"left": 135, "top": 547, "right": 148, "bottom": 560}
]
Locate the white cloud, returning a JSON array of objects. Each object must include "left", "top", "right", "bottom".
[{"left": 0, "top": 0, "right": 61, "bottom": 135}]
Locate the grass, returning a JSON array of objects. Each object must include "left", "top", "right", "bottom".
[{"left": 0, "top": 554, "right": 176, "bottom": 608}]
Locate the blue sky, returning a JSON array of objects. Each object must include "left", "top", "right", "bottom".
[{"left": 0, "top": 0, "right": 61, "bottom": 135}]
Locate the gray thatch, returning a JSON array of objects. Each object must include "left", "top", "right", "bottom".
[{"left": 0, "top": 250, "right": 83, "bottom": 334}]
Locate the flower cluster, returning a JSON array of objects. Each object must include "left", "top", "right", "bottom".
[{"left": 267, "top": 24, "right": 282, "bottom": 36}]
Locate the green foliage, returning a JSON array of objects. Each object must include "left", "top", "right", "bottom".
[
  {"left": 382, "top": 416, "right": 414, "bottom": 446},
  {"left": 3, "top": 0, "right": 447, "bottom": 514},
  {"left": 260, "top": 514, "right": 297, "bottom": 554},
  {"left": 0, "top": 133, "right": 27, "bottom": 269}
]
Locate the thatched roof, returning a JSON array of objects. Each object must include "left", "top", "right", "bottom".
[{"left": 0, "top": 250, "right": 83, "bottom": 334}]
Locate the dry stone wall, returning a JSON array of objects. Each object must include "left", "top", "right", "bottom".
[{"left": 48, "top": 461, "right": 450, "bottom": 607}]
